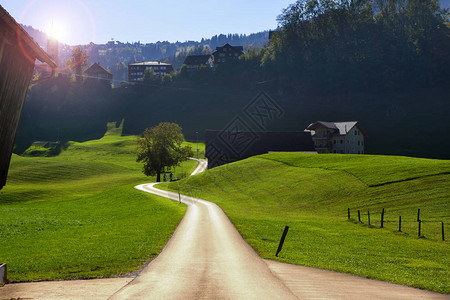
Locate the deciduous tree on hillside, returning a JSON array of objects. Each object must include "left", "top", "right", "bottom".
[
  {"left": 67, "top": 47, "right": 89, "bottom": 82},
  {"left": 137, "top": 122, "right": 193, "bottom": 182}
]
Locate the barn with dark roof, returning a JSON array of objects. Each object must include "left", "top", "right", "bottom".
[{"left": 205, "top": 130, "right": 315, "bottom": 169}]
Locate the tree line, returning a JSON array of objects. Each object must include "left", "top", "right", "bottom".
[{"left": 254, "top": 0, "right": 450, "bottom": 94}]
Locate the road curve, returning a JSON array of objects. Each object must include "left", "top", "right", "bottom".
[{"left": 110, "top": 160, "right": 297, "bottom": 299}]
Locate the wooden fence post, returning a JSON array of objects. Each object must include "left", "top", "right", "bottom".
[
  {"left": 399, "top": 216, "right": 402, "bottom": 232},
  {"left": 368, "top": 210, "right": 371, "bottom": 226},
  {"left": 358, "top": 210, "right": 361, "bottom": 223},
  {"left": 417, "top": 209, "right": 421, "bottom": 222},
  {"left": 418, "top": 220, "right": 422, "bottom": 237},
  {"left": 381, "top": 208, "right": 385, "bottom": 228},
  {"left": 276, "top": 226, "right": 289, "bottom": 257},
  {"left": 348, "top": 208, "right": 350, "bottom": 220},
  {"left": 442, "top": 222, "right": 445, "bottom": 241}
]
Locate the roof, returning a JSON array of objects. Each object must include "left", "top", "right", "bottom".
[
  {"left": 205, "top": 130, "right": 315, "bottom": 162},
  {"left": 334, "top": 122, "right": 358, "bottom": 135},
  {"left": 184, "top": 55, "right": 212, "bottom": 66},
  {"left": 85, "top": 62, "right": 112, "bottom": 75},
  {"left": 306, "top": 121, "right": 367, "bottom": 137},
  {"left": 0, "top": 5, "right": 56, "bottom": 68},
  {"left": 129, "top": 62, "right": 172, "bottom": 66},
  {"left": 214, "top": 43, "right": 244, "bottom": 52}
]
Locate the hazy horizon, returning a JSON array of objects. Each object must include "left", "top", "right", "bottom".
[{"left": 2, "top": 0, "right": 293, "bottom": 46}]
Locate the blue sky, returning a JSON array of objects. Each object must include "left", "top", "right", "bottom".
[{"left": 2, "top": 0, "right": 294, "bottom": 45}]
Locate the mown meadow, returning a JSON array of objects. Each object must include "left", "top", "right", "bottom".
[
  {"left": 0, "top": 122, "right": 200, "bottom": 281},
  {"left": 164, "top": 153, "right": 450, "bottom": 293}
]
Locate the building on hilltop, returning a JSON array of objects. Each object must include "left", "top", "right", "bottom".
[
  {"left": 128, "top": 61, "right": 174, "bottom": 82},
  {"left": 305, "top": 121, "right": 367, "bottom": 154},
  {"left": 0, "top": 5, "right": 57, "bottom": 189},
  {"left": 183, "top": 55, "right": 213, "bottom": 71},
  {"left": 84, "top": 62, "right": 113, "bottom": 83},
  {"left": 205, "top": 130, "right": 316, "bottom": 169},
  {"left": 212, "top": 43, "right": 244, "bottom": 66}
]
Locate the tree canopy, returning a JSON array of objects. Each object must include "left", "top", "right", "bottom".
[
  {"left": 136, "top": 122, "right": 193, "bottom": 182},
  {"left": 259, "top": 0, "right": 450, "bottom": 92},
  {"left": 67, "top": 47, "right": 89, "bottom": 82}
]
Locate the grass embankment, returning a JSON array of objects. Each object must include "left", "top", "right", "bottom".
[
  {"left": 164, "top": 153, "right": 450, "bottom": 293},
  {"left": 0, "top": 122, "right": 200, "bottom": 282}
]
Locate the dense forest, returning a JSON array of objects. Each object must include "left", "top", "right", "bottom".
[{"left": 17, "top": 0, "right": 450, "bottom": 159}]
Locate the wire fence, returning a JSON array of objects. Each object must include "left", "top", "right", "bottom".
[{"left": 348, "top": 208, "right": 448, "bottom": 241}]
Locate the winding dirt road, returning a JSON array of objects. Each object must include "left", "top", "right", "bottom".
[{"left": 1, "top": 159, "right": 447, "bottom": 299}]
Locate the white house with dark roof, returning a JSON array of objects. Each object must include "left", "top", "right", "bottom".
[{"left": 305, "top": 121, "right": 367, "bottom": 154}]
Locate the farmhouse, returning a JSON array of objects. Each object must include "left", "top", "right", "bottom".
[
  {"left": 212, "top": 43, "right": 244, "bottom": 66},
  {"left": 183, "top": 55, "right": 213, "bottom": 71},
  {"left": 84, "top": 62, "right": 113, "bottom": 83},
  {"left": 305, "top": 121, "right": 367, "bottom": 154},
  {"left": 0, "top": 5, "right": 57, "bottom": 189},
  {"left": 205, "top": 130, "right": 315, "bottom": 168},
  {"left": 128, "top": 61, "right": 174, "bottom": 82}
]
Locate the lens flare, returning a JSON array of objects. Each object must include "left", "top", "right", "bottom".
[{"left": 17, "top": 0, "right": 96, "bottom": 72}]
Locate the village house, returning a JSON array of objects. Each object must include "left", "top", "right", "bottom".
[
  {"left": 0, "top": 5, "right": 57, "bottom": 190},
  {"left": 305, "top": 121, "right": 367, "bottom": 154},
  {"left": 212, "top": 43, "right": 244, "bottom": 66},
  {"left": 183, "top": 55, "right": 213, "bottom": 71},
  {"left": 128, "top": 61, "right": 174, "bottom": 82},
  {"left": 84, "top": 62, "right": 113, "bottom": 83}
]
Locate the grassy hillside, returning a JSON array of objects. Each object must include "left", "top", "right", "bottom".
[
  {"left": 164, "top": 153, "right": 450, "bottom": 293},
  {"left": 0, "top": 122, "right": 199, "bottom": 282}
]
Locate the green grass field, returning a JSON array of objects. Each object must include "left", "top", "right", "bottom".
[
  {"left": 164, "top": 153, "right": 450, "bottom": 293},
  {"left": 0, "top": 122, "right": 199, "bottom": 282}
]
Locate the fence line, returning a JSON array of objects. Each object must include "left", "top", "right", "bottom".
[{"left": 348, "top": 208, "right": 447, "bottom": 241}]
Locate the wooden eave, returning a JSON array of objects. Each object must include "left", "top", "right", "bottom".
[{"left": 0, "top": 5, "right": 56, "bottom": 68}]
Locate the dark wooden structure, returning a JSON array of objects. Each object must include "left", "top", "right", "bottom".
[
  {"left": 85, "top": 62, "right": 113, "bottom": 83},
  {"left": 212, "top": 43, "right": 244, "bottom": 66},
  {"left": 183, "top": 55, "right": 213, "bottom": 71},
  {"left": 0, "top": 5, "right": 56, "bottom": 189},
  {"left": 205, "top": 130, "right": 315, "bottom": 169}
]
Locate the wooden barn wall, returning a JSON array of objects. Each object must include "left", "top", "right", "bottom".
[{"left": 0, "top": 33, "right": 35, "bottom": 189}]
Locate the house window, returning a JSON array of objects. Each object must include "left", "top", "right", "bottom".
[
  {"left": 334, "top": 140, "right": 336, "bottom": 144},
  {"left": 355, "top": 131, "right": 357, "bottom": 135},
  {"left": 340, "top": 140, "right": 343, "bottom": 144},
  {"left": 358, "top": 141, "right": 360, "bottom": 146}
]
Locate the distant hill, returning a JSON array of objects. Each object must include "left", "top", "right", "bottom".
[
  {"left": 22, "top": 23, "right": 269, "bottom": 81},
  {"left": 21, "top": 24, "right": 48, "bottom": 48}
]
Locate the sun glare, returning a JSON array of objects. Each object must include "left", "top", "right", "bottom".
[{"left": 47, "top": 20, "right": 67, "bottom": 42}]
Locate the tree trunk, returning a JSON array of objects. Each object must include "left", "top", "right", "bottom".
[{"left": 156, "top": 171, "right": 161, "bottom": 182}]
